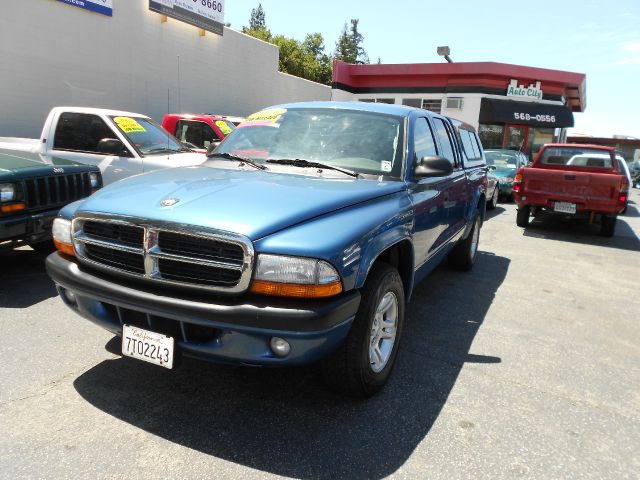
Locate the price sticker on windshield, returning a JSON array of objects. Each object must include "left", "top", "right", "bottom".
[
  {"left": 114, "top": 116, "right": 146, "bottom": 133},
  {"left": 239, "top": 108, "right": 287, "bottom": 128},
  {"left": 215, "top": 121, "right": 233, "bottom": 135}
]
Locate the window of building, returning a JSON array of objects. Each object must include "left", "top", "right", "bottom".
[
  {"left": 175, "top": 120, "right": 219, "bottom": 149},
  {"left": 359, "top": 99, "right": 376, "bottom": 103},
  {"left": 421, "top": 99, "right": 442, "bottom": 114},
  {"left": 478, "top": 124, "right": 504, "bottom": 150},
  {"left": 527, "top": 127, "right": 555, "bottom": 161},
  {"left": 402, "top": 99, "right": 422, "bottom": 108},
  {"left": 413, "top": 118, "right": 438, "bottom": 165},
  {"left": 432, "top": 118, "right": 456, "bottom": 165},
  {"left": 376, "top": 98, "right": 396, "bottom": 104},
  {"left": 53, "top": 112, "right": 114, "bottom": 154}
]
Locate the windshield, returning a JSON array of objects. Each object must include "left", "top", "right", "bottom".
[
  {"left": 485, "top": 150, "right": 521, "bottom": 171},
  {"left": 539, "top": 147, "right": 614, "bottom": 169},
  {"left": 110, "top": 116, "right": 185, "bottom": 156},
  {"left": 213, "top": 107, "right": 405, "bottom": 178}
]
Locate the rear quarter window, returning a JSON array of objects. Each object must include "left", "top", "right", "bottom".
[{"left": 459, "top": 128, "right": 484, "bottom": 168}]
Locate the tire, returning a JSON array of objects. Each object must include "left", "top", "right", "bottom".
[
  {"left": 321, "top": 262, "right": 405, "bottom": 398},
  {"left": 487, "top": 187, "right": 498, "bottom": 210},
  {"left": 29, "top": 240, "right": 55, "bottom": 254},
  {"left": 448, "top": 211, "right": 481, "bottom": 271},
  {"left": 516, "top": 205, "right": 531, "bottom": 227},
  {"left": 600, "top": 214, "right": 617, "bottom": 237}
]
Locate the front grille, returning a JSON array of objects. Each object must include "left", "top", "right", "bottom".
[
  {"left": 159, "top": 258, "right": 242, "bottom": 286},
  {"left": 73, "top": 217, "right": 253, "bottom": 293},
  {"left": 23, "top": 173, "right": 91, "bottom": 209},
  {"left": 158, "top": 231, "right": 244, "bottom": 265},
  {"left": 84, "top": 244, "right": 145, "bottom": 274},
  {"left": 83, "top": 221, "right": 144, "bottom": 247}
]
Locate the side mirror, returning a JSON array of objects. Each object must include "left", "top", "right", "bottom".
[
  {"left": 206, "top": 141, "right": 221, "bottom": 156},
  {"left": 487, "top": 165, "right": 497, "bottom": 171},
  {"left": 97, "top": 138, "right": 130, "bottom": 157},
  {"left": 414, "top": 156, "right": 453, "bottom": 178}
]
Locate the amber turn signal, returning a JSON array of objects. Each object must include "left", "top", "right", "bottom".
[
  {"left": 53, "top": 240, "right": 75, "bottom": 257},
  {"left": 1, "top": 202, "right": 26, "bottom": 213},
  {"left": 251, "top": 280, "right": 343, "bottom": 298}
]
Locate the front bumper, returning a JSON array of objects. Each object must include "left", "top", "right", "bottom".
[
  {"left": 497, "top": 182, "right": 513, "bottom": 196},
  {"left": 46, "top": 252, "right": 360, "bottom": 366},
  {"left": 0, "top": 209, "right": 57, "bottom": 248}
]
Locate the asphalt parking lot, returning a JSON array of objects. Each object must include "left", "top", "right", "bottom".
[{"left": 1, "top": 191, "right": 639, "bottom": 480}]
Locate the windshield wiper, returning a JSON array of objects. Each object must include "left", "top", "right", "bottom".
[
  {"left": 209, "top": 152, "right": 267, "bottom": 170},
  {"left": 266, "top": 158, "right": 360, "bottom": 178}
]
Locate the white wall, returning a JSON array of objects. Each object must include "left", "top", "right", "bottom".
[{"left": 0, "top": 0, "right": 330, "bottom": 137}]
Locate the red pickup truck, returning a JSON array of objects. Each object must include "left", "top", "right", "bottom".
[
  {"left": 513, "top": 144, "right": 629, "bottom": 237},
  {"left": 161, "top": 114, "right": 236, "bottom": 153}
]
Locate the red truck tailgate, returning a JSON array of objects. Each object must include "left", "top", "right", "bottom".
[{"left": 521, "top": 168, "right": 623, "bottom": 213}]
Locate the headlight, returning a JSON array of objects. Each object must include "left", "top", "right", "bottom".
[
  {"left": 0, "top": 183, "right": 16, "bottom": 202},
  {"left": 89, "top": 172, "right": 100, "bottom": 189},
  {"left": 52, "top": 218, "right": 75, "bottom": 256},
  {"left": 251, "top": 254, "right": 342, "bottom": 298}
]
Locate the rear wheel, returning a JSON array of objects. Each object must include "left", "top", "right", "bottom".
[
  {"left": 600, "top": 215, "right": 617, "bottom": 237},
  {"left": 321, "top": 262, "right": 405, "bottom": 398},
  {"left": 448, "top": 211, "right": 481, "bottom": 271},
  {"left": 516, "top": 205, "right": 531, "bottom": 227}
]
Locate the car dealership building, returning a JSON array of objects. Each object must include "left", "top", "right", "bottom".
[{"left": 331, "top": 60, "right": 586, "bottom": 160}]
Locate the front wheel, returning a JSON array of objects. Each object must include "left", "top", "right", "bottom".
[
  {"left": 516, "top": 205, "right": 531, "bottom": 227},
  {"left": 448, "top": 211, "right": 481, "bottom": 271},
  {"left": 321, "top": 263, "right": 405, "bottom": 398}
]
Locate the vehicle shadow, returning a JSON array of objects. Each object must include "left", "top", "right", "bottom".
[
  {"left": 485, "top": 205, "right": 506, "bottom": 220},
  {"left": 73, "top": 251, "right": 509, "bottom": 480},
  {"left": 522, "top": 212, "right": 640, "bottom": 252},
  {"left": 0, "top": 249, "right": 57, "bottom": 308}
]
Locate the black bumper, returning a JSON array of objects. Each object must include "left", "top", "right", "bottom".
[
  {"left": 0, "top": 209, "right": 58, "bottom": 248},
  {"left": 46, "top": 252, "right": 361, "bottom": 366}
]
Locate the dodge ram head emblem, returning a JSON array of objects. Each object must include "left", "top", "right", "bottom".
[{"left": 160, "top": 198, "right": 180, "bottom": 207}]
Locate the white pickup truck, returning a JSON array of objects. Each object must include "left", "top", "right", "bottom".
[{"left": 0, "top": 107, "right": 207, "bottom": 185}]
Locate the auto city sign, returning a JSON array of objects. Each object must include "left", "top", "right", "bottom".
[{"left": 506, "top": 79, "right": 543, "bottom": 100}]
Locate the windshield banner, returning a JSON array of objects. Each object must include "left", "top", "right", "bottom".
[
  {"left": 149, "top": 0, "right": 225, "bottom": 36},
  {"left": 56, "top": 0, "right": 113, "bottom": 16}
]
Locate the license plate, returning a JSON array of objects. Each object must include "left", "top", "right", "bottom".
[
  {"left": 554, "top": 202, "right": 576, "bottom": 214},
  {"left": 122, "top": 325, "right": 174, "bottom": 369}
]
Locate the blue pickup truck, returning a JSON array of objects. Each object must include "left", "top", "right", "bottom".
[{"left": 46, "top": 102, "right": 488, "bottom": 397}]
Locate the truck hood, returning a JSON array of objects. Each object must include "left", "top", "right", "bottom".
[
  {"left": 145, "top": 151, "right": 207, "bottom": 168},
  {"left": 0, "top": 149, "right": 97, "bottom": 178},
  {"left": 77, "top": 166, "right": 405, "bottom": 240}
]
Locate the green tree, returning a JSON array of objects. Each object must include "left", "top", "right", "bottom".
[
  {"left": 242, "top": 3, "right": 271, "bottom": 40},
  {"left": 247, "top": 3, "right": 266, "bottom": 30},
  {"left": 334, "top": 19, "right": 369, "bottom": 64},
  {"left": 241, "top": 4, "right": 334, "bottom": 85}
]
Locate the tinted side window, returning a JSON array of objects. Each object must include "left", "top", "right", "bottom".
[
  {"left": 413, "top": 118, "right": 438, "bottom": 165},
  {"left": 53, "top": 113, "right": 113, "bottom": 154},
  {"left": 432, "top": 118, "right": 456, "bottom": 165},
  {"left": 175, "top": 120, "right": 218, "bottom": 149},
  {"left": 460, "top": 130, "right": 479, "bottom": 160}
]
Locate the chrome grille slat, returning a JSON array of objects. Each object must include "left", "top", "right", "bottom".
[{"left": 72, "top": 215, "right": 254, "bottom": 293}]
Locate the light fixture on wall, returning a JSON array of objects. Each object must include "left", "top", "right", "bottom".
[{"left": 437, "top": 46, "right": 453, "bottom": 63}]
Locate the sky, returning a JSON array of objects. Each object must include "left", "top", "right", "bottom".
[{"left": 225, "top": 0, "right": 640, "bottom": 138}]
